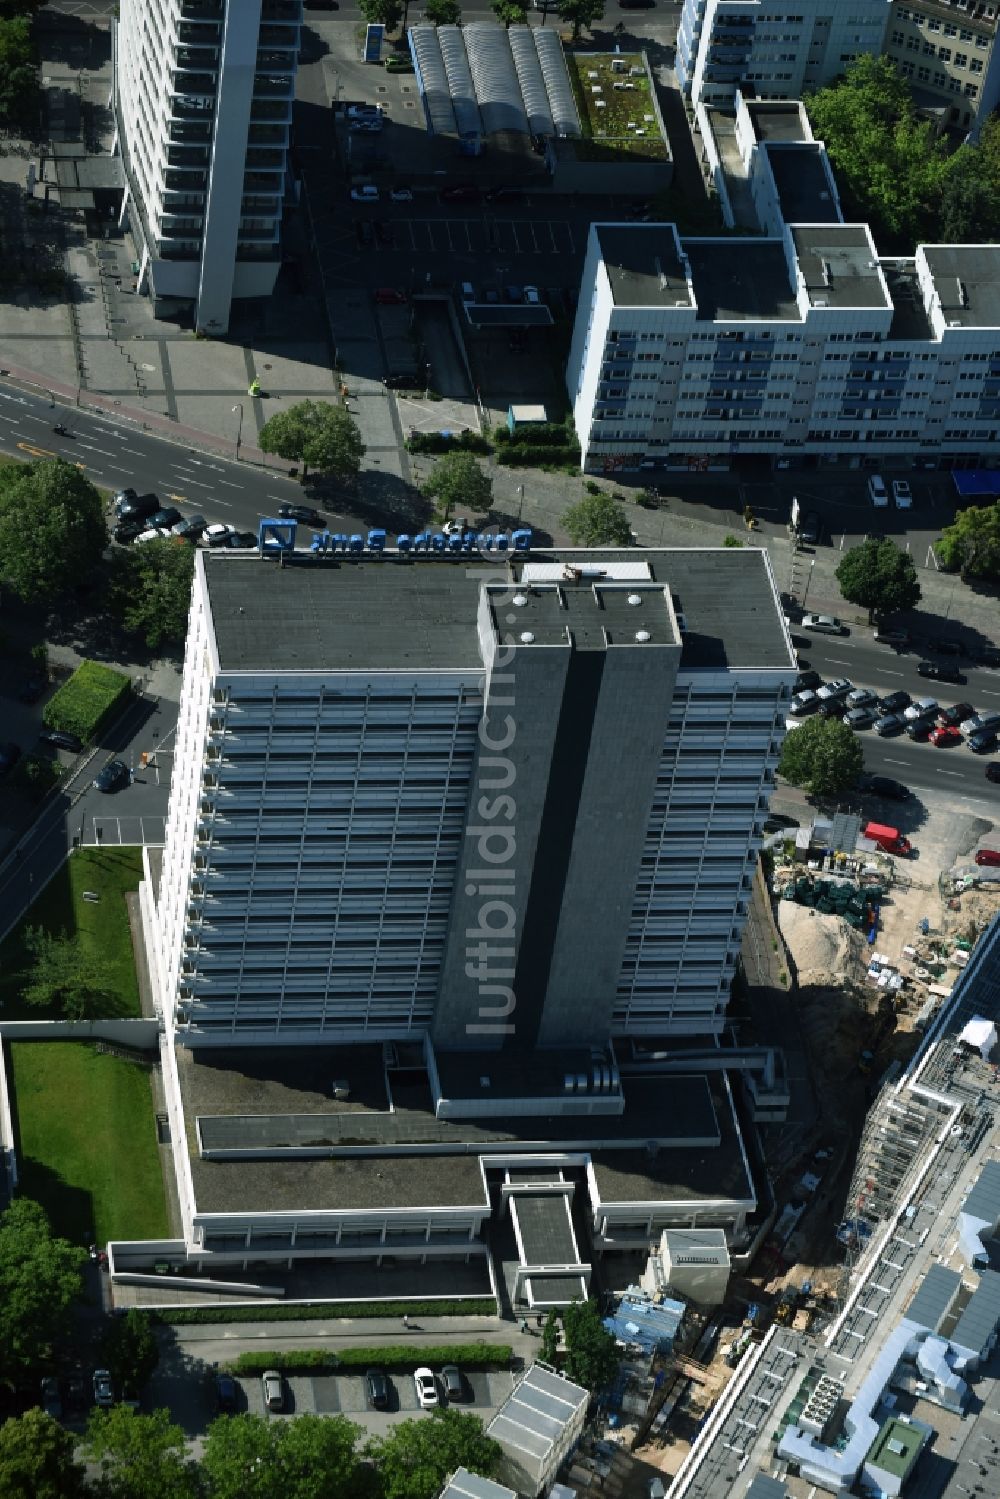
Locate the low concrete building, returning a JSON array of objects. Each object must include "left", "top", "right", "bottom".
[
  {"left": 642, "top": 1227, "right": 731, "bottom": 1305},
  {"left": 863, "top": 1416, "right": 928, "bottom": 1498},
  {"left": 487, "top": 1361, "right": 589, "bottom": 1499}
]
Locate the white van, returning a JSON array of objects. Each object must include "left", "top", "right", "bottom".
[{"left": 867, "top": 474, "right": 888, "bottom": 507}]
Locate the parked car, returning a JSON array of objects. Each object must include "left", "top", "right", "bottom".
[
  {"left": 935, "top": 638, "right": 965, "bottom": 656},
  {"left": 383, "top": 372, "right": 417, "bottom": 390},
  {"left": 845, "top": 687, "right": 878, "bottom": 710},
  {"left": 969, "top": 729, "right": 999, "bottom": 753},
  {"left": 937, "top": 702, "right": 975, "bottom": 728},
  {"left": 917, "top": 660, "right": 964, "bottom": 684},
  {"left": 975, "top": 848, "right": 1000, "bottom": 867},
  {"left": 802, "top": 613, "right": 846, "bottom": 635},
  {"left": 172, "top": 514, "right": 206, "bottom": 539},
  {"left": 816, "top": 678, "right": 853, "bottom": 703},
  {"left": 374, "top": 287, "right": 407, "bottom": 304},
  {"left": 0, "top": 742, "right": 21, "bottom": 775},
  {"left": 523, "top": 285, "right": 541, "bottom": 304},
  {"left": 93, "top": 1370, "right": 114, "bottom": 1409},
  {"left": 867, "top": 474, "right": 889, "bottom": 507},
  {"left": 844, "top": 706, "right": 877, "bottom": 730},
  {"left": 859, "top": 775, "right": 911, "bottom": 801},
  {"left": 112, "top": 487, "right": 138, "bottom": 510},
  {"left": 906, "top": 715, "right": 935, "bottom": 741},
  {"left": 114, "top": 492, "right": 159, "bottom": 524},
  {"left": 204, "top": 523, "right": 237, "bottom": 547},
  {"left": 877, "top": 690, "right": 911, "bottom": 715},
  {"left": 930, "top": 725, "right": 962, "bottom": 747},
  {"left": 40, "top": 1376, "right": 62, "bottom": 1420},
  {"left": 485, "top": 186, "right": 525, "bottom": 202},
  {"left": 389, "top": 186, "right": 413, "bottom": 202},
  {"left": 113, "top": 521, "right": 145, "bottom": 545},
  {"left": 94, "top": 759, "right": 130, "bottom": 793},
  {"left": 278, "top": 504, "right": 325, "bottom": 527},
  {"left": 798, "top": 509, "right": 821, "bottom": 544},
  {"left": 440, "top": 184, "right": 480, "bottom": 203},
  {"left": 441, "top": 1365, "right": 464, "bottom": 1402},
  {"left": 789, "top": 690, "right": 819, "bottom": 716},
  {"left": 39, "top": 728, "right": 82, "bottom": 753},
  {"left": 764, "top": 812, "right": 800, "bottom": 832},
  {"left": 148, "top": 506, "right": 182, "bottom": 531},
  {"left": 904, "top": 697, "right": 939, "bottom": 721},
  {"left": 414, "top": 1367, "right": 438, "bottom": 1409},
  {"left": 133, "top": 528, "right": 170, "bottom": 545},
  {"left": 962, "top": 712, "right": 1000, "bottom": 737},
  {"left": 215, "top": 1374, "right": 239, "bottom": 1414},
  {"left": 366, "top": 1369, "right": 390, "bottom": 1410},
  {"left": 892, "top": 479, "right": 912, "bottom": 509},
  {"left": 985, "top": 763, "right": 1000, "bottom": 783},
  {"left": 261, "top": 1370, "right": 284, "bottom": 1411},
  {"left": 794, "top": 669, "right": 822, "bottom": 693},
  {"left": 874, "top": 713, "right": 906, "bottom": 737},
  {"left": 350, "top": 184, "right": 379, "bottom": 203},
  {"left": 227, "top": 531, "right": 259, "bottom": 550},
  {"left": 874, "top": 625, "right": 910, "bottom": 647}
]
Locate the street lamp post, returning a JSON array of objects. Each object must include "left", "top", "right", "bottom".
[
  {"left": 516, "top": 484, "right": 524, "bottom": 522},
  {"left": 232, "top": 403, "right": 243, "bottom": 462},
  {"left": 801, "top": 558, "right": 816, "bottom": 611}
]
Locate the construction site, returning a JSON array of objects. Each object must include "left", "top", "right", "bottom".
[{"left": 573, "top": 800, "right": 1000, "bottom": 1495}]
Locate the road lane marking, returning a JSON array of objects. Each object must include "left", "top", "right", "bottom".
[
  {"left": 180, "top": 478, "right": 212, "bottom": 489},
  {"left": 119, "top": 447, "right": 144, "bottom": 456},
  {"left": 218, "top": 480, "right": 241, "bottom": 488},
  {"left": 883, "top": 758, "right": 908, "bottom": 766}
]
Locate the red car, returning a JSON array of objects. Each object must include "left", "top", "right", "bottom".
[
  {"left": 929, "top": 725, "right": 962, "bottom": 747},
  {"left": 975, "top": 848, "right": 1000, "bottom": 866}
]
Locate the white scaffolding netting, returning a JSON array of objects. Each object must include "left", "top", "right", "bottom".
[
  {"left": 409, "top": 26, "right": 460, "bottom": 135},
  {"left": 533, "top": 27, "right": 580, "bottom": 138},
  {"left": 508, "top": 25, "right": 554, "bottom": 138}
]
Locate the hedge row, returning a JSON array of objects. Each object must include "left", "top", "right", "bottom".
[
  {"left": 43, "top": 659, "right": 131, "bottom": 741},
  {"left": 494, "top": 423, "right": 573, "bottom": 448},
  {"left": 153, "top": 1297, "right": 497, "bottom": 1326},
  {"left": 406, "top": 431, "right": 492, "bottom": 455},
  {"left": 496, "top": 444, "right": 580, "bottom": 468},
  {"left": 230, "top": 1343, "right": 512, "bottom": 1376}
]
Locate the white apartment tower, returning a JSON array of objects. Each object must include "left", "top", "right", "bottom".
[
  {"left": 142, "top": 546, "right": 794, "bottom": 1049},
  {"left": 676, "top": 0, "right": 890, "bottom": 107},
  {"left": 113, "top": 0, "right": 301, "bottom": 333}
]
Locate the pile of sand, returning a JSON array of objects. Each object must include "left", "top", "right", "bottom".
[{"left": 777, "top": 899, "right": 869, "bottom": 987}]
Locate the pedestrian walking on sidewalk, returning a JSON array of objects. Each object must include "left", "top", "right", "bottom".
[{"left": 403, "top": 1314, "right": 409, "bottom": 1329}]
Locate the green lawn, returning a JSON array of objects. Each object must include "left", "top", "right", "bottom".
[
  {"left": 9, "top": 1042, "right": 169, "bottom": 1244},
  {"left": 0, "top": 847, "right": 143, "bottom": 1019}
]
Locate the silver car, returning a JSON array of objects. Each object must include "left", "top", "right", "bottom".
[{"left": 802, "top": 614, "right": 846, "bottom": 635}]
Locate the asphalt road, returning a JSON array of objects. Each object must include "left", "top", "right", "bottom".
[
  {"left": 0, "top": 382, "right": 366, "bottom": 537},
  {"left": 791, "top": 626, "right": 1000, "bottom": 810}
]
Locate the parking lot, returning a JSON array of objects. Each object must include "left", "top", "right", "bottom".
[{"left": 366, "top": 215, "right": 579, "bottom": 258}]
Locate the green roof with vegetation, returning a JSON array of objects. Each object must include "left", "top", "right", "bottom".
[
  {"left": 865, "top": 1417, "right": 924, "bottom": 1480},
  {"left": 567, "top": 52, "right": 667, "bottom": 162}
]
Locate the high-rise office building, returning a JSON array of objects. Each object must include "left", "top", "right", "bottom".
[
  {"left": 144, "top": 545, "right": 794, "bottom": 1048},
  {"left": 113, "top": 0, "right": 301, "bottom": 333}
]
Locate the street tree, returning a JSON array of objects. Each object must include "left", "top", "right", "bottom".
[
  {"left": 258, "top": 400, "right": 365, "bottom": 483},
  {"left": 202, "top": 1412, "right": 371, "bottom": 1499},
  {"left": 84, "top": 1407, "right": 200, "bottom": 1499},
  {"left": 835, "top": 537, "right": 921, "bottom": 624},
  {"left": 99, "top": 1310, "right": 160, "bottom": 1396},
  {"left": 358, "top": 0, "right": 404, "bottom": 30},
  {"left": 493, "top": 0, "right": 527, "bottom": 22},
  {"left": 0, "top": 459, "right": 106, "bottom": 601},
  {"left": 107, "top": 537, "right": 196, "bottom": 650},
  {"left": 562, "top": 1299, "right": 619, "bottom": 1393},
  {"left": 367, "top": 1410, "right": 503, "bottom": 1499},
  {"left": 0, "top": 1407, "right": 86, "bottom": 1499},
  {"left": 557, "top": 0, "right": 605, "bottom": 40},
  {"left": 20, "top": 927, "right": 121, "bottom": 1020},
  {"left": 421, "top": 450, "right": 493, "bottom": 521},
  {"left": 778, "top": 714, "right": 864, "bottom": 800},
  {"left": 562, "top": 490, "right": 632, "bottom": 546},
  {"left": 425, "top": 0, "right": 462, "bottom": 21},
  {"left": 540, "top": 1309, "right": 560, "bottom": 1364},
  {"left": 0, "top": 1199, "right": 85, "bottom": 1384},
  {"left": 935, "top": 501, "right": 1000, "bottom": 580},
  {"left": 0, "top": 16, "right": 37, "bottom": 126}
]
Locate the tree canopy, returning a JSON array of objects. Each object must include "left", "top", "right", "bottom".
[
  {"left": 99, "top": 1310, "right": 160, "bottom": 1396},
  {"left": 84, "top": 1407, "right": 200, "bottom": 1499},
  {"left": 425, "top": 0, "right": 462, "bottom": 21},
  {"left": 258, "top": 401, "right": 365, "bottom": 483},
  {"left": 358, "top": 0, "right": 403, "bottom": 29},
  {"left": 492, "top": 0, "right": 527, "bottom": 23},
  {"left": 201, "top": 1412, "right": 372, "bottom": 1499},
  {"left": 557, "top": 0, "right": 605, "bottom": 40},
  {"left": 19, "top": 926, "right": 121, "bottom": 1020},
  {"left": 562, "top": 1299, "right": 618, "bottom": 1392},
  {"left": 0, "top": 1199, "right": 85, "bottom": 1383},
  {"left": 779, "top": 714, "right": 864, "bottom": 800},
  {"left": 0, "top": 16, "right": 37, "bottom": 126},
  {"left": 421, "top": 450, "right": 493, "bottom": 520},
  {"left": 107, "top": 538, "right": 195, "bottom": 649},
  {"left": 562, "top": 491, "right": 633, "bottom": 546},
  {"left": 834, "top": 537, "right": 921, "bottom": 623},
  {"left": 805, "top": 56, "right": 959, "bottom": 249},
  {"left": 936, "top": 500, "right": 1000, "bottom": 580},
  {"left": 0, "top": 460, "right": 107, "bottom": 601},
  {"left": 0, "top": 1407, "right": 85, "bottom": 1499},
  {"left": 366, "top": 1410, "right": 503, "bottom": 1499}
]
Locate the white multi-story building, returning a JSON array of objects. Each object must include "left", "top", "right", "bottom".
[
  {"left": 568, "top": 95, "right": 1000, "bottom": 472},
  {"left": 883, "top": 0, "right": 1000, "bottom": 140},
  {"left": 112, "top": 0, "right": 301, "bottom": 333},
  {"left": 676, "top": 0, "right": 889, "bottom": 107},
  {"left": 144, "top": 543, "right": 794, "bottom": 1046}
]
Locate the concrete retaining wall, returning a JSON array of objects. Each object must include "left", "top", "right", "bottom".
[
  {"left": 0, "top": 1019, "right": 160, "bottom": 1045},
  {"left": 0, "top": 1042, "right": 17, "bottom": 1206}
]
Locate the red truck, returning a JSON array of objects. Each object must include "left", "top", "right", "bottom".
[{"left": 863, "top": 821, "right": 912, "bottom": 856}]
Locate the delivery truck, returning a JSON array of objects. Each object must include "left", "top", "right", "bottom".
[{"left": 862, "top": 822, "right": 912, "bottom": 856}]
